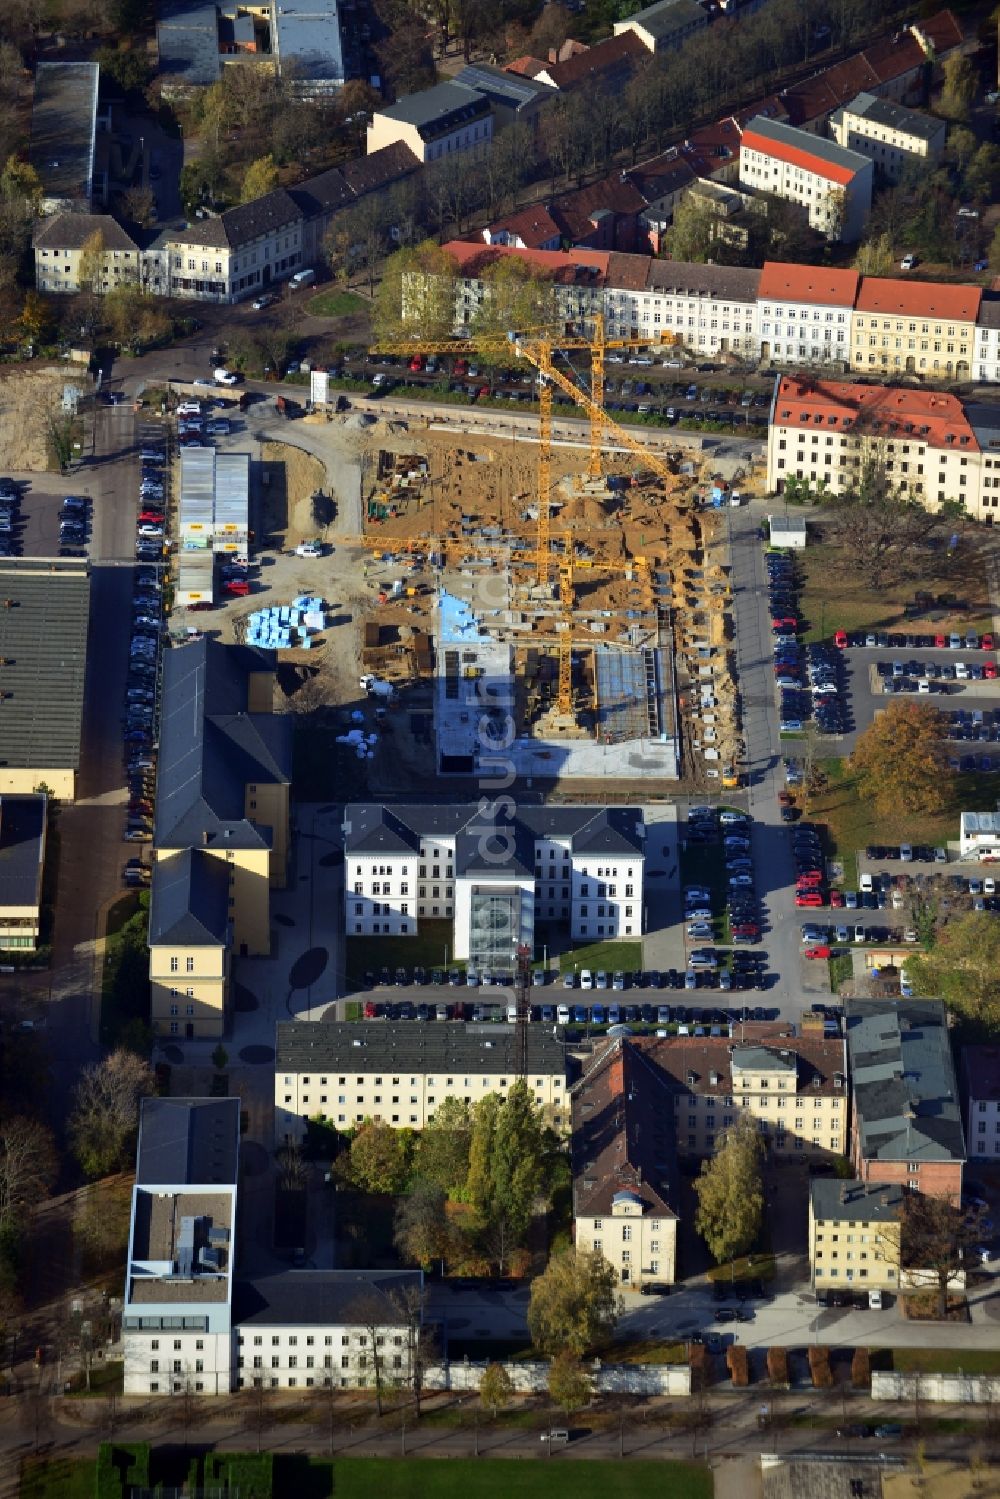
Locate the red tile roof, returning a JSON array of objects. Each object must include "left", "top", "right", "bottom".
[
  {"left": 485, "top": 204, "right": 562, "bottom": 249},
  {"left": 758, "top": 261, "right": 860, "bottom": 307},
  {"left": 550, "top": 171, "right": 647, "bottom": 243},
  {"left": 442, "top": 239, "right": 610, "bottom": 282},
  {"left": 773, "top": 375, "right": 977, "bottom": 451},
  {"left": 855, "top": 276, "right": 981, "bottom": 322},
  {"left": 504, "top": 55, "right": 546, "bottom": 77},
  {"left": 572, "top": 1038, "right": 678, "bottom": 1221},
  {"left": 741, "top": 124, "right": 862, "bottom": 184},
  {"left": 540, "top": 31, "right": 646, "bottom": 89}
]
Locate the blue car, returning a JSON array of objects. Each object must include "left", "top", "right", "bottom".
[
  {"left": 592, "top": 1004, "right": 605, "bottom": 1025},
  {"left": 573, "top": 1004, "right": 587, "bottom": 1024}
]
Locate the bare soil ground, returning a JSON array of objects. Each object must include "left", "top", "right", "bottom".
[{"left": 0, "top": 367, "right": 78, "bottom": 472}]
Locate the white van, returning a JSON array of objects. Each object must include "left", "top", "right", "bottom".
[{"left": 289, "top": 268, "right": 316, "bottom": 290}]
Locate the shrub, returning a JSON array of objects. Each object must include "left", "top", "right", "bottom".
[
  {"left": 851, "top": 1346, "right": 871, "bottom": 1389},
  {"left": 808, "top": 1345, "right": 833, "bottom": 1389},
  {"left": 726, "top": 1344, "right": 750, "bottom": 1386},
  {"left": 767, "top": 1347, "right": 789, "bottom": 1387}
]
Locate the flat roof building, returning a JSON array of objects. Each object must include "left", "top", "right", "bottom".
[
  {"left": 0, "top": 794, "right": 47, "bottom": 952},
  {"left": 0, "top": 559, "right": 90, "bottom": 802},
  {"left": 960, "top": 811, "right": 1000, "bottom": 860},
  {"left": 124, "top": 1098, "right": 241, "bottom": 1396},
  {"left": 272, "top": 0, "right": 346, "bottom": 94},
  {"left": 29, "top": 62, "right": 100, "bottom": 214}
]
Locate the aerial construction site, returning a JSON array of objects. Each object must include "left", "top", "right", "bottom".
[{"left": 341, "top": 327, "right": 743, "bottom": 790}]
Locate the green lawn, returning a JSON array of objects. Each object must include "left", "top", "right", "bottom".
[
  {"left": 706, "top": 1253, "right": 776, "bottom": 1283},
  {"left": 557, "top": 940, "right": 643, "bottom": 974},
  {"left": 345, "top": 921, "right": 459, "bottom": 985},
  {"left": 20, "top": 1458, "right": 95, "bottom": 1499},
  {"left": 891, "top": 1347, "right": 1000, "bottom": 1375},
  {"left": 828, "top": 951, "right": 854, "bottom": 991},
  {"left": 307, "top": 289, "right": 367, "bottom": 318},
  {"left": 329, "top": 1460, "right": 711, "bottom": 1499},
  {"left": 810, "top": 756, "right": 1000, "bottom": 886},
  {"left": 798, "top": 536, "right": 996, "bottom": 645}
]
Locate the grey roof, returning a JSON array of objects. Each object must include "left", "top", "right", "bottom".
[
  {"left": 273, "top": 0, "right": 345, "bottom": 84},
  {"left": 340, "top": 142, "right": 422, "bottom": 196},
  {"left": 966, "top": 403, "right": 1000, "bottom": 449},
  {"left": 155, "top": 638, "right": 291, "bottom": 852},
  {"left": 172, "top": 188, "right": 304, "bottom": 251},
  {"left": 136, "top": 1097, "right": 240, "bottom": 1187},
  {"left": 376, "top": 81, "right": 490, "bottom": 141},
  {"left": 845, "top": 998, "right": 965, "bottom": 1164},
  {"left": 29, "top": 62, "right": 99, "bottom": 205},
  {"left": 288, "top": 165, "right": 354, "bottom": 221},
  {"left": 156, "top": 0, "right": 222, "bottom": 87},
  {"left": 743, "top": 115, "right": 873, "bottom": 177},
  {"left": 978, "top": 294, "right": 1000, "bottom": 331},
  {"left": 644, "top": 258, "right": 761, "bottom": 302},
  {"left": 148, "top": 848, "right": 230, "bottom": 946},
  {"left": 275, "top": 1020, "right": 568, "bottom": 1075},
  {"left": 454, "top": 819, "right": 535, "bottom": 877},
  {"left": 811, "top": 1178, "right": 904, "bottom": 1224},
  {"left": 622, "top": 0, "right": 706, "bottom": 39},
  {"left": 234, "top": 1269, "right": 422, "bottom": 1327},
  {"left": 33, "top": 213, "right": 140, "bottom": 253},
  {"left": 732, "top": 1044, "right": 798, "bottom": 1073},
  {"left": 344, "top": 803, "right": 644, "bottom": 866},
  {"left": 0, "top": 794, "right": 46, "bottom": 910},
  {"left": 0, "top": 560, "right": 89, "bottom": 775},
  {"left": 453, "top": 62, "right": 556, "bottom": 110},
  {"left": 843, "top": 91, "right": 943, "bottom": 142}
]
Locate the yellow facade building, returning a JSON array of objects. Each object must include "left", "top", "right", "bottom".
[
  {"left": 809, "top": 1179, "right": 903, "bottom": 1292},
  {"left": 149, "top": 639, "right": 292, "bottom": 1040}
]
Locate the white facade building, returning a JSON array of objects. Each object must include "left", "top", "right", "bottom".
[
  {"left": 607, "top": 259, "right": 761, "bottom": 357},
  {"left": 975, "top": 300, "right": 1000, "bottom": 384},
  {"left": 960, "top": 812, "right": 1000, "bottom": 861},
  {"left": 739, "top": 116, "right": 874, "bottom": 242},
  {"left": 962, "top": 1046, "right": 1000, "bottom": 1162},
  {"left": 343, "top": 804, "right": 645, "bottom": 964},
  {"left": 756, "top": 261, "right": 858, "bottom": 366},
  {"left": 829, "top": 92, "right": 945, "bottom": 185},
  {"left": 123, "top": 1099, "right": 240, "bottom": 1397}
]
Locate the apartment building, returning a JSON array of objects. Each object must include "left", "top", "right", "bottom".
[
  {"left": 366, "top": 82, "right": 492, "bottom": 164},
  {"left": 765, "top": 376, "right": 1000, "bottom": 520},
  {"left": 739, "top": 116, "right": 873, "bottom": 241},
  {"left": 961, "top": 1046, "right": 1000, "bottom": 1161},
  {"left": 343, "top": 803, "right": 645, "bottom": 965},
  {"left": 809, "top": 1180, "right": 903, "bottom": 1292},
  {"left": 123, "top": 1098, "right": 240, "bottom": 1396},
  {"left": 757, "top": 262, "right": 858, "bottom": 367},
  {"left": 0, "top": 794, "right": 47, "bottom": 952},
  {"left": 975, "top": 297, "right": 1000, "bottom": 384},
  {"left": 149, "top": 640, "right": 292, "bottom": 1038},
  {"left": 850, "top": 277, "right": 980, "bottom": 380},
  {"left": 648, "top": 1034, "right": 848, "bottom": 1160},
  {"left": 845, "top": 998, "right": 965, "bottom": 1203},
  {"left": 442, "top": 241, "right": 609, "bottom": 333},
  {"left": 273, "top": 1020, "right": 569, "bottom": 1140},
  {"left": 830, "top": 93, "right": 945, "bottom": 184},
  {"left": 33, "top": 213, "right": 143, "bottom": 294},
  {"left": 613, "top": 0, "right": 707, "bottom": 55},
  {"left": 573, "top": 1036, "right": 679, "bottom": 1288},
  {"left": 609, "top": 257, "right": 761, "bottom": 358},
  {"left": 169, "top": 188, "right": 305, "bottom": 302}
]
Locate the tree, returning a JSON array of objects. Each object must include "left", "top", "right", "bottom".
[
  {"left": 907, "top": 912, "right": 1000, "bottom": 1027},
  {"left": 394, "top": 1179, "right": 451, "bottom": 1268},
  {"left": 339, "top": 193, "right": 389, "bottom": 296},
  {"left": 103, "top": 285, "right": 171, "bottom": 349},
  {"left": 989, "top": 222, "right": 1000, "bottom": 274},
  {"left": 547, "top": 1351, "right": 592, "bottom": 1415},
  {"left": 77, "top": 228, "right": 106, "bottom": 295},
  {"left": 665, "top": 193, "right": 717, "bottom": 264},
  {"left": 850, "top": 700, "right": 952, "bottom": 820},
  {"left": 467, "top": 1081, "right": 549, "bottom": 1271},
  {"left": 946, "top": 125, "right": 977, "bottom": 172},
  {"left": 68, "top": 1049, "right": 155, "bottom": 1178},
  {"left": 0, "top": 156, "right": 40, "bottom": 208},
  {"left": 372, "top": 241, "right": 458, "bottom": 343},
  {"left": 345, "top": 1288, "right": 398, "bottom": 1415},
  {"left": 902, "top": 1190, "right": 988, "bottom": 1319},
  {"left": 964, "top": 143, "right": 1000, "bottom": 204},
  {"left": 853, "top": 231, "right": 894, "bottom": 277},
  {"left": 414, "top": 1095, "right": 472, "bottom": 1194},
  {"left": 94, "top": 45, "right": 152, "bottom": 95},
  {"left": 938, "top": 54, "right": 976, "bottom": 122},
  {"left": 240, "top": 154, "right": 279, "bottom": 205},
  {"left": 527, "top": 1246, "right": 620, "bottom": 1355},
  {"left": 825, "top": 449, "right": 941, "bottom": 589},
  {"left": 0, "top": 1116, "right": 56, "bottom": 1230},
  {"left": 469, "top": 255, "right": 558, "bottom": 340},
  {"left": 693, "top": 1116, "right": 765, "bottom": 1264},
  {"left": 119, "top": 185, "right": 156, "bottom": 229},
  {"left": 345, "top": 1118, "right": 412, "bottom": 1195},
  {"left": 479, "top": 1360, "right": 513, "bottom": 1416}
]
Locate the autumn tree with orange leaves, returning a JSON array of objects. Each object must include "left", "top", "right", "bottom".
[{"left": 850, "top": 700, "right": 952, "bottom": 818}]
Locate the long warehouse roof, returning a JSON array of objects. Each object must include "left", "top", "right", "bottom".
[{"left": 0, "top": 559, "right": 90, "bottom": 771}]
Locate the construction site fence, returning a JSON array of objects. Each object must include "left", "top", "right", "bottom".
[{"left": 424, "top": 1361, "right": 692, "bottom": 1396}]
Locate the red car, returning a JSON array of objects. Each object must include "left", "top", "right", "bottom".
[
  {"left": 795, "top": 892, "right": 824, "bottom": 908},
  {"left": 834, "top": 630, "right": 848, "bottom": 649},
  {"left": 987, "top": 662, "right": 998, "bottom": 680},
  {"left": 139, "top": 510, "right": 164, "bottom": 523},
  {"left": 454, "top": 358, "right": 468, "bottom": 376},
  {"left": 984, "top": 633, "right": 995, "bottom": 652},
  {"left": 829, "top": 890, "right": 845, "bottom": 908},
  {"left": 772, "top": 616, "right": 797, "bottom": 630},
  {"left": 804, "top": 945, "right": 831, "bottom": 959},
  {"left": 223, "top": 580, "right": 250, "bottom": 597},
  {"left": 935, "top": 633, "right": 947, "bottom": 649},
  {"left": 409, "top": 354, "right": 425, "bottom": 372},
  {"left": 364, "top": 1000, "right": 377, "bottom": 1018},
  {"left": 796, "top": 871, "right": 824, "bottom": 887}
]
